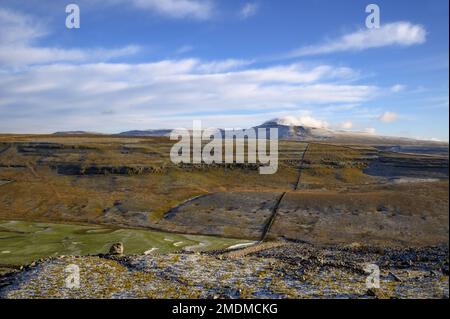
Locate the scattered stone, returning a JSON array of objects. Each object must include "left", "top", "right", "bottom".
[{"left": 0, "top": 243, "right": 447, "bottom": 299}]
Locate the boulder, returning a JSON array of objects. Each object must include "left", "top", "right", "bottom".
[{"left": 109, "top": 242, "right": 124, "bottom": 255}]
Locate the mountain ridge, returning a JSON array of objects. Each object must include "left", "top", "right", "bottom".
[{"left": 53, "top": 119, "right": 448, "bottom": 146}]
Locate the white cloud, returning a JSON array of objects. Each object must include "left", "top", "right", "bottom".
[
  {"left": 289, "top": 22, "right": 426, "bottom": 57},
  {"left": 0, "top": 60, "right": 378, "bottom": 133},
  {"left": 0, "top": 45, "right": 141, "bottom": 67},
  {"left": 0, "top": 8, "right": 140, "bottom": 67},
  {"left": 0, "top": 8, "right": 47, "bottom": 46},
  {"left": 272, "top": 116, "right": 329, "bottom": 128},
  {"left": 115, "top": 0, "right": 214, "bottom": 20},
  {"left": 195, "top": 59, "right": 252, "bottom": 73},
  {"left": 239, "top": 2, "right": 259, "bottom": 19},
  {"left": 390, "top": 84, "right": 406, "bottom": 93},
  {"left": 378, "top": 111, "right": 399, "bottom": 123}
]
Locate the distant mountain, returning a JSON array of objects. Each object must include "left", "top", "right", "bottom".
[
  {"left": 53, "top": 131, "right": 102, "bottom": 135},
  {"left": 254, "top": 119, "right": 334, "bottom": 141},
  {"left": 254, "top": 118, "right": 448, "bottom": 146},
  {"left": 117, "top": 129, "right": 172, "bottom": 137},
  {"left": 92, "top": 117, "right": 448, "bottom": 147}
]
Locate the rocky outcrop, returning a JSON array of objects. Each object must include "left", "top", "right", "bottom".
[
  {"left": 50, "top": 164, "right": 166, "bottom": 175},
  {"left": 0, "top": 243, "right": 448, "bottom": 299},
  {"left": 109, "top": 243, "right": 124, "bottom": 255}
]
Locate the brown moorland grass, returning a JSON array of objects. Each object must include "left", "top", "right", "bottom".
[{"left": 0, "top": 135, "right": 448, "bottom": 246}]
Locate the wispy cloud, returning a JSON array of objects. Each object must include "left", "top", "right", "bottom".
[
  {"left": 0, "top": 60, "right": 378, "bottom": 133},
  {"left": 0, "top": 8, "right": 139, "bottom": 67},
  {"left": 110, "top": 0, "right": 214, "bottom": 20},
  {"left": 0, "top": 8, "right": 47, "bottom": 45},
  {"left": 0, "top": 45, "right": 140, "bottom": 67},
  {"left": 239, "top": 2, "right": 259, "bottom": 19},
  {"left": 194, "top": 59, "right": 253, "bottom": 73},
  {"left": 288, "top": 22, "right": 426, "bottom": 57}
]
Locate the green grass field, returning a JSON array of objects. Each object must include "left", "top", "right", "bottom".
[{"left": 0, "top": 220, "right": 251, "bottom": 265}]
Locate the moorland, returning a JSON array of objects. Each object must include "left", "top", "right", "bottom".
[{"left": 0, "top": 133, "right": 448, "bottom": 298}]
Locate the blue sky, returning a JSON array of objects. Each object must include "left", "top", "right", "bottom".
[{"left": 0, "top": 0, "right": 448, "bottom": 140}]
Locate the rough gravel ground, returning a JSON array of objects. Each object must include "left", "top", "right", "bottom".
[{"left": 1, "top": 243, "right": 447, "bottom": 299}]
